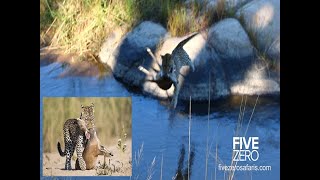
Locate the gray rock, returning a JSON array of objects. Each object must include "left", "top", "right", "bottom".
[
  {"left": 225, "top": 0, "right": 253, "bottom": 9},
  {"left": 99, "top": 20, "right": 279, "bottom": 103},
  {"left": 143, "top": 29, "right": 279, "bottom": 101},
  {"left": 99, "top": 21, "right": 167, "bottom": 86},
  {"left": 99, "top": 26, "right": 126, "bottom": 66},
  {"left": 204, "top": 0, "right": 252, "bottom": 10},
  {"left": 208, "top": 18, "right": 254, "bottom": 60},
  {"left": 236, "top": 0, "right": 280, "bottom": 62},
  {"left": 229, "top": 62, "right": 280, "bottom": 95}
]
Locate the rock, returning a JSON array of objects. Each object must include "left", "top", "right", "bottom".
[
  {"left": 143, "top": 30, "right": 279, "bottom": 101},
  {"left": 236, "top": 0, "right": 280, "bottom": 62},
  {"left": 207, "top": 18, "right": 279, "bottom": 96},
  {"left": 99, "top": 21, "right": 167, "bottom": 86},
  {"left": 225, "top": 0, "right": 253, "bottom": 9},
  {"left": 229, "top": 62, "right": 280, "bottom": 95},
  {"left": 99, "top": 20, "right": 279, "bottom": 103},
  {"left": 203, "top": 0, "right": 253, "bottom": 10},
  {"left": 207, "top": 18, "right": 254, "bottom": 60},
  {"left": 99, "top": 26, "right": 127, "bottom": 65},
  {"left": 178, "top": 45, "right": 230, "bottom": 101}
]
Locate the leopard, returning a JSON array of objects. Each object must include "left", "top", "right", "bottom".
[
  {"left": 154, "top": 33, "right": 198, "bottom": 109},
  {"left": 75, "top": 127, "right": 113, "bottom": 170},
  {"left": 57, "top": 118, "right": 90, "bottom": 170}
]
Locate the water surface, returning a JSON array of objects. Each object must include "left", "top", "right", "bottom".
[{"left": 40, "top": 62, "right": 279, "bottom": 180}]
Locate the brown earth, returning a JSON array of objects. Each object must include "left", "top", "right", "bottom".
[
  {"left": 40, "top": 48, "right": 111, "bottom": 77},
  {"left": 42, "top": 139, "right": 132, "bottom": 176}
]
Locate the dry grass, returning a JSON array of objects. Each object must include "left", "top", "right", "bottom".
[
  {"left": 40, "top": 0, "right": 135, "bottom": 59},
  {"left": 42, "top": 97, "right": 132, "bottom": 153},
  {"left": 95, "top": 132, "right": 132, "bottom": 176},
  {"left": 40, "top": 0, "right": 230, "bottom": 61}
]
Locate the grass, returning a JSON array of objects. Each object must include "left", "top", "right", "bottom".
[
  {"left": 42, "top": 97, "right": 132, "bottom": 153},
  {"left": 147, "top": 157, "right": 156, "bottom": 180},
  {"left": 205, "top": 73, "right": 211, "bottom": 180},
  {"left": 227, "top": 95, "right": 259, "bottom": 180},
  {"left": 133, "top": 142, "right": 144, "bottom": 180},
  {"left": 96, "top": 131, "right": 130, "bottom": 176},
  {"left": 188, "top": 96, "right": 192, "bottom": 180},
  {"left": 40, "top": 0, "right": 234, "bottom": 62},
  {"left": 40, "top": 0, "right": 135, "bottom": 59}
]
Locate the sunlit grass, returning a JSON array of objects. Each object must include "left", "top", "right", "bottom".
[
  {"left": 40, "top": 0, "right": 227, "bottom": 60},
  {"left": 42, "top": 97, "right": 132, "bottom": 153},
  {"left": 40, "top": 0, "right": 135, "bottom": 59}
]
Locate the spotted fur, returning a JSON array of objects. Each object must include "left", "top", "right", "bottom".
[
  {"left": 57, "top": 118, "right": 90, "bottom": 170},
  {"left": 80, "top": 103, "right": 95, "bottom": 129},
  {"left": 156, "top": 33, "right": 197, "bottom": 108}
]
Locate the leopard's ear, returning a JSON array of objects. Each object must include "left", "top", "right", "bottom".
[
  {"left": 91, "top": 103, "right": 94, "bottom": 107},
  {"left": 81, "top": 104, "right": 84, "bottom": 108}
]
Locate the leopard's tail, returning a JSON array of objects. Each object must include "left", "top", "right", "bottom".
[
  {"left": 57, "top": 142, "right": 66, "bottom": 156},
  {"left": 175, "top": 32, "right": 199, "bottom": 49}
]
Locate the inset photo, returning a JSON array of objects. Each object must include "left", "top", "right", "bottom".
[{"left": 42, "top": 97, "right": 132, "bottom": 176}]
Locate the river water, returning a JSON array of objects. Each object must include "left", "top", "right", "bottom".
[{"left": 40, "top": 62, "right": 280, "bottom": 180}]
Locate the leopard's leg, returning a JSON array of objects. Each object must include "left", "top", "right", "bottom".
[
  {"left": 65, "top": 141, "right": 75, "bottom": 170},
  {"left": 170, "top": 74, "right": 180, "bottom": 109},
  {"left": 75, "top": 134, "right": 86, "bottom": 171}
]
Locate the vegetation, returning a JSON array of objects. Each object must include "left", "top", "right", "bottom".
[
  {"left": 42, "top": 97, "right": 131, "bottom": 153},
  {"left": 40, "top": 0, "right": 233, "bottom": 61}
]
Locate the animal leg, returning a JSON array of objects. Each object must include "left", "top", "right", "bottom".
[
  {"left": 99, "top": 145, "right": 113, "bottom": 157},
  {"left": 75, "top": 135, "right": 86, "bottom": 171},
  {"left": 65, "top": 141, "right": 75, "bottom": 170},
  {"left": 171, "top": 79, "right": 180, "bottom": 109}
]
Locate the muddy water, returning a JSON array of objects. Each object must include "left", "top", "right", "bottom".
[{"left": 40, "top": 61, "right": 279, "bottom": 180}]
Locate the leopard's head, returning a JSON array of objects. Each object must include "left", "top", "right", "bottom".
[
  {"left": 160, "top": 53, "right": 174, "bottom": 77},
  {"left": 80, "top": 103, "right": 95, "bottom": 128}
]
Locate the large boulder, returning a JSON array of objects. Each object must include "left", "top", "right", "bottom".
[
  {"left": 207, "top": 18, "right": 255, "bottom": 90},
  {"left": 99, "top": 21, "right": 167, "bottom": 86},
  {"left": 229, "top": 61, "right": 280, "bottom": 95},
  {"left": 207, "top": 18, "right": 279, "bottom": 96},
  {"left": 236, "top": 0, "right": 280, "bottom": 63},
  {"left": 99, "top": 20, "right": 279, "bottom": 103},
  {"left": 208, "top": 18, "right": 254, "bottom": 60}
]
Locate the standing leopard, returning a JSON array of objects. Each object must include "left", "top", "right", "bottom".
[
  {"left": 154, "top": 33, "right": 198, "bottom": 109},
  {"left": 57, "top": 118, "right": 90, "bottom": 170}
]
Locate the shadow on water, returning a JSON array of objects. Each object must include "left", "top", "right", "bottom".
[{"left": 174, "top": 144, "right": 195, "bottom": 180}]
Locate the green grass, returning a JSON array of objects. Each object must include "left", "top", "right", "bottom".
[
  {"left": 40, "top": 0, "right": 231, "bottom": 61},
  {"left": 42, "top": 97, "right": 132, "bottom": 153}
]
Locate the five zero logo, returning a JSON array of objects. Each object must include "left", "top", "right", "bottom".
[{"left": 233, "top": 137, "right": 259, "bottom": 162}]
